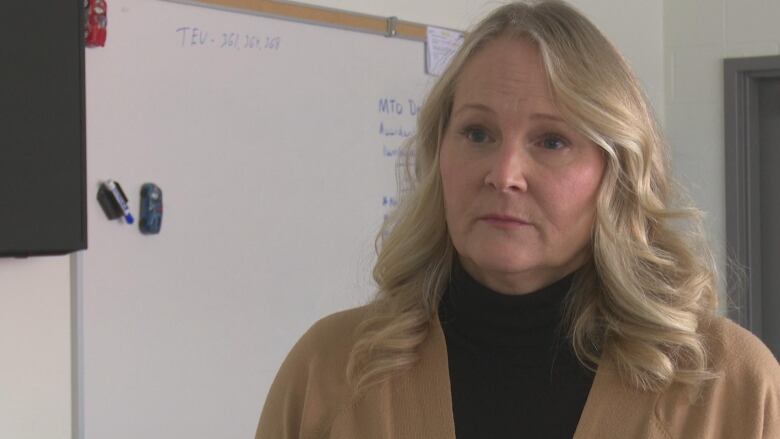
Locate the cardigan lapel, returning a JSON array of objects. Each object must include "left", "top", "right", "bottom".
[
  {"left": 393, "top": 314, "right": 458, "bottom": 438},
  {"left": 572, "top": 355, "right": 666, "bottom": 438},
  {"left": 330, "top": 315, "right": 457, "bottom": 439}
]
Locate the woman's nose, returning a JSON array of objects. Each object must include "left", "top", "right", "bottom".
[{"left": 483, "top": 142, "right": 529, "bottom": 193}]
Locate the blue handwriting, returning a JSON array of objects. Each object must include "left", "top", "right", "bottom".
[
  {"left": 378, "top": 98, "right": 421, "bottom": 116},
  {"left": 383, "top": 145, "right": 414, "bottom": 157},
  {"left": 379, "top": 122, "right": 414, "bottom": 138},
  {"left": 382, "top": 196, "right": 398, "bottom": 207}
]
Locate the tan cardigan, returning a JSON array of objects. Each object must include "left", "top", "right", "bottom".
[{"left": 256, "top": 306, "right": 780, "bottom": 438}]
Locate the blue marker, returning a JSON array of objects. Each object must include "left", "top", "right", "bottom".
[{"left": 106, "top": 180, "right": 135, "bottom": 224}]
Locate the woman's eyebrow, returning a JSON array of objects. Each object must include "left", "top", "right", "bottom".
[{"left": 451, "top": 103, "right": 495, "bottom": 118}]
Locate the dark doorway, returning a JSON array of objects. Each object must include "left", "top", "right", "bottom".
[
  {"left": 757, "top": 77, "right": 780, "bottom": 358},
  {"left": 724, "top": 56, "right": 780, "bottom": 359}
]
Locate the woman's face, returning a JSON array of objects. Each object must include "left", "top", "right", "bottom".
[{"left": 439, "top": 37, "right": 606, "bottom": 295}]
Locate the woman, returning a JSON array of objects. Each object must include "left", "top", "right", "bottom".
[{"left": 257, "top": 1, "right": 780, "bottom": 438}]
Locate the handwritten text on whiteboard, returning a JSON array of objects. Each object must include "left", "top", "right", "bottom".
[{"left": 176, "top": 26, "right": 282, "bottom": 52}]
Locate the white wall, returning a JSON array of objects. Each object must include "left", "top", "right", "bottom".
[
  {"left": 0, "top": 1, "right": 663, "bottom": 438},
  {"left": 0, "top": 257, "right": 71, "bottom": 439},
  {"left": 664, "top": 0, "right": 780, "bottom": 309}
]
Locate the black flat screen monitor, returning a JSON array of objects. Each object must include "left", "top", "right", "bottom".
[{"left": 0, "top": 2, "right": 87, "bottom": 256}]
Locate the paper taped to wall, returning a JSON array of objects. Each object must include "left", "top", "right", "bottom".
[{"left": 426, "top": 26, "right": 464, "bottom": 76}]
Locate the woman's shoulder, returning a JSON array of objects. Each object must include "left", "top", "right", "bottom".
[
  {"left": 294, "top": 305, "right": 372, "bottom": 356},
  {"left": 653, "top": 315, "right": 780, "bottom": 438},
  {"left": 273, "top": 304, "right": 373, "bottom": 389},
  {"left": 256, "top": 305, "right": 372, "bottom": 439},
  {"left": 702, "top": 315, "right": 779, "bottom": 376}
]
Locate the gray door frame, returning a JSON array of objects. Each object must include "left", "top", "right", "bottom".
[{"left": 724, "top": 55, "right": 780, "bottom": 334}]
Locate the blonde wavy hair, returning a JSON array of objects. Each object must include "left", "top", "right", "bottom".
[{"left": 347, "top": 0, "right": 719, "bottom": 396}]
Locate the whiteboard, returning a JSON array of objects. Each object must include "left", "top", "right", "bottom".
[{"left": 81, "top": 1, "right": 432, "bottom": 437}]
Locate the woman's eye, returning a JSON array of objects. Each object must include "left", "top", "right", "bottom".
[
  {"left": 539, "top": 135, "right": 569, "bottom": 150},
  {"left": 462, "top": 127, "right": 492, "bottom": 144}
]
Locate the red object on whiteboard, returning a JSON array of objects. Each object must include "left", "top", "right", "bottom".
[{"left": 85, "top": 0, "right": 107, "bottom": 47}]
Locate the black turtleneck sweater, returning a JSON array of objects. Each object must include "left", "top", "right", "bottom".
[{"left": 438, "top": 263, "right": 595, "bottom": 438}]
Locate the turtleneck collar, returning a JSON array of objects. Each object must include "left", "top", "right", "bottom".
[{"left": 438, "top": 260, "right": 574, "bottom": 349}]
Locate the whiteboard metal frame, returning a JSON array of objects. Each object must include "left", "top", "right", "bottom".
[{"left": 71, "top": 251, "right": 85, "bottom": 439}]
